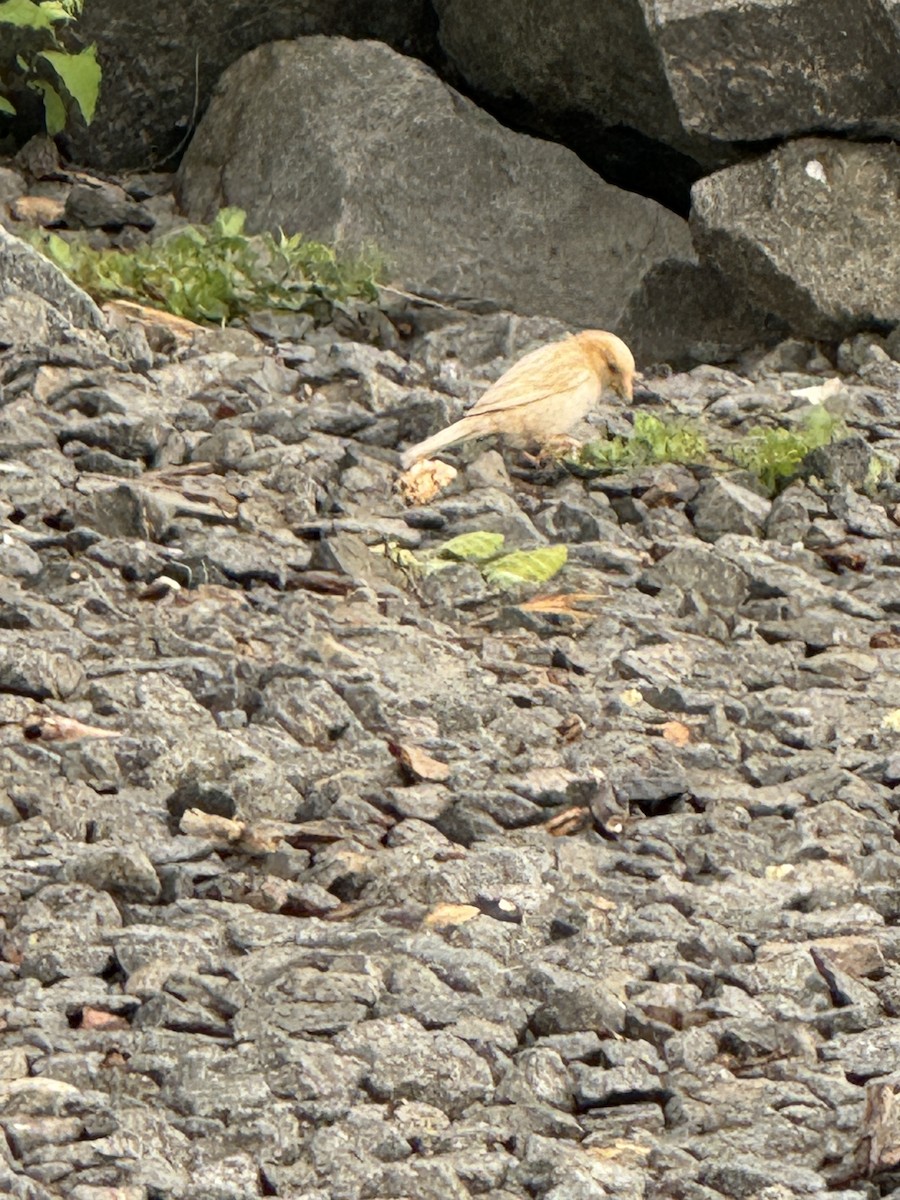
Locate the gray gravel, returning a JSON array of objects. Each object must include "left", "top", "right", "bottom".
[{"left": 1, "top": 269, "right": 900, "bottom": 1199}]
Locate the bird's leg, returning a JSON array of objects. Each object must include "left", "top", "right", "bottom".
[{"left": 522, "top": 434, "right": 583, "bottom": 466}]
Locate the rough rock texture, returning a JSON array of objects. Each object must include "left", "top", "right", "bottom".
[
  {"left": 0, "top": 223, "right": 105, "bottom": 331},
  {"left": 647, "top": 0, "right": 900, "bottom": 142},
  {"left": 62, "top": 0, "right": 437, "bottom": 169},
  {"left": 176, "top": 37, "right": 692, "bottom": 334},
  {"left": 691, "top": 138, "right": 900, "bottom": 340},
  {"left": 2, "top": 222, "right": 900, "bottom": 1197},
  {"left": 431, "top": 0, "right": 717, "bottom": 206}
]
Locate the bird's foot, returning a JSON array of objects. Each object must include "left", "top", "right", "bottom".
[{"left": 523, "top": 435, "right": 582, "bottom": 466}]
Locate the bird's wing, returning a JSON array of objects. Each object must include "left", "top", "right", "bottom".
[{"left": 468, "top": 341, "right": 596, "bottom": 416}]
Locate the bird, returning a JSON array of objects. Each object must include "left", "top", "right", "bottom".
[{"left": 400, "top": 330, "right": 635, "bottom": 470}]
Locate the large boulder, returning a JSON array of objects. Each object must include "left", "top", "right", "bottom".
[
  {"left": 431, "top": 0, "right": 718, "bottom": 205},
  {"left": 431, "top": 0, "right": 900, "bottom": 207},
  {"left": 63, "top": 0, "right": 436, "bottom": 169},
  {"left": 176, "top": 37, "right": 695, "bottom": 337},
  {"left": 690, "top": 138, "right": 900, "bottom": 340},
  {"left": 648, "top": 0, "right": 900, "bottom": 142}
]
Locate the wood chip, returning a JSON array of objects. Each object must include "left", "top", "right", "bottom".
[
  {"left": 24, "top": 714, "right": 121, "bottom": 742},
  {"left": 104, "top": 298, "right": 207, "bottom": 340},
  {"left": 179, "top": 809, "right": 246, "bottom": 844},
  {"left": 388, "top": 741, "right": 451, "bottom": 783},
  {"left": 518, "top": 592, "right": 600, "bottom": 618},
  {"left": 424, "top": 903, "right": 480, "bottom": 928},
  {"left": 545, "top": 806, "right": 592, "bottom": 836},
  {"left": 78, "top": 1007, "right": 131, "bottom": 1031}
]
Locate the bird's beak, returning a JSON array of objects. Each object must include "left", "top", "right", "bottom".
[{"left": 615, "top": 375, "right": 634, "bottom": 403}]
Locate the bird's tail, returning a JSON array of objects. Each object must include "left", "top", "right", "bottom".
[{"left": 399, "top": 417, "right": 478, "bottom": 471}]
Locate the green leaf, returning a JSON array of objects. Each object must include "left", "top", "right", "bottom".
[
  {"left": 44, "top": 232, "right": 73, "bottom": 267},
  {"left": 38, "top": 1, "right": 75, "bottom": 19},
  {"left": 483, "top": 545, "right": 568, "bottom": 588},
  {"left": 0, "top": 94, "right": 16, "bottom": 115},
  {"left": 0, "top": 0, "right": 55, "bottom": 29},
  {"left": 214, "top": 207, "right": 247, "bottom": 238},
  {"left": 436, "top": 531, "right": 506, "bottom": 562},
  {"left": 39, "top": 42, "right": 100, "bottom": 124},
  {"left": 28, "top": 77, "right": 65, "bottom": 133}
]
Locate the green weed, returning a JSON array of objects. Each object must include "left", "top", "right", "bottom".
[
  {"left": 730, "top": 405, "right": 843, "bottom": 494},
  {"left": 0, "top": 0, "right": 100, "bottom": 134},
  {"left": 30, "top": 206, "right": 384, "bottom": 325},
  {"left": 574, "top": 412, "right": 709, "bottom": 472}
]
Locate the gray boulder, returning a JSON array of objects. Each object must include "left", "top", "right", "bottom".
[
  {"left": 691, "top": 138, "right": 900, "bottom": 339},
  {"left": 177, "top": 37, "right": 693, "bottom": 335},
  {"left": 64, "top": 0, "right": 436, "bottom": 169},
  {"left": 0, "top": 224, "right": 104, "bottom": 332},
  {"left": 648, "top": 0, "right": 900, "bottom": 142},
  {"left": 431, "top": 0, "right": 720, "bottom": 200}
]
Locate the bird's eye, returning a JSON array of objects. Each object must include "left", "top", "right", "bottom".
[{"left": 608, "top": 362, "right": 619, "bottom": 374}]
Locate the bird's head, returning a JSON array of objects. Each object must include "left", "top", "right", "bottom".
[{"left": 578, "top": 331, "right": 635, "bottom": 403}]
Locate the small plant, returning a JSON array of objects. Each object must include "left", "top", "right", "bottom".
[
  {"left": 574, "top": 412, "right": 710, "bottom": 472},
  {"left": 730, "top": 405, "right": 843, "bottom": 494},
  {"left": 30, "top": 207, "right": 385, "bottom": 325},
  {"left": 0, "top": 0, "right": 100, "bottom": 134}
]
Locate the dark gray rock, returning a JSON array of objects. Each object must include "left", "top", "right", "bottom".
[
  {"left": 649, "top": 0, "right": 900, "bottom": 142},
  {"left": 66, "top": 0, "right": 436, "bottom": 170},
  {"left": 0, "top": 225, "right": 104, "bottom": 331},
  {"left": 690, "top": 477, "right": 772, "bottom": 541},
  {"left": 692, "top": 139, "right": 900, "bottom": 339},
  {"left": 64, "top": 181, "right": 155, "bottom": 232}
]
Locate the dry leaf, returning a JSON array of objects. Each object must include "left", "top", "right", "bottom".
[
  {"left": 871, "top": 631, "right": 900, "bottom": 649},
  {"left": 661, "top": 720, "right": 691, "bottom": 746},
  {"left": 397, "top": 458, "right": 457, "bottom": 505},
  {"left": 9, "top": 195, "right": 66, "bottom": 226},
  {"left": 179, "top": 809, "right": 246, "bottom": 844},
  {"left": 585, "top": 1139, "right": 651, "bottom": 1167},
  {"left": 859, "top": 1082, "right": 900, "bottom": 1175},
  {"left": 24, "top": 714, "right": 121, "bottom": 742},
  {"left": 388, "top": 741, "right": 451, "bottom": 783},
  {"left": 620, "top": 688, "right": 643, "bottom": 708},
  {"left": 545, "top": 806, "right": 592, "bottom": 836},
  {"left": 518, "top": 592, "right": 600, "bottom": 618},
  {"left": 556, "top": 713, "right": 586, "bottom": 743},
  {"left": 424, "top": 903, "right": 480, "bottom": 928},
  {"left": 78, "top": 1007, "right": 130, "bottom": 1031}
]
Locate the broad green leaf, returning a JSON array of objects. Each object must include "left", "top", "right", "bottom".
[
  {"left": 45, "top": 232, "right": 73, "bottom": 267},
  {"left": 39, "top": 43, "right": 101, "bottom": 124},
  {"left": 0, "top": 0, "right": 55, "bottom": 29},
  {"left": 29, "top": 77, "right": 65, "bottom": 133},
  {"left": 215, "top": 207, "right": 247, "bottom": 237},
  {"left": 436, "top": 531, "right": 505, "bottom": 562},
  {"left": 483, "top": 545, "right": 568, "bottom": 588},
  {"left": 0, "top": 94, "right": 16, "bottom": 115},
  {"left": 38, "top": 1, "right": 75, "bottom": 19}
]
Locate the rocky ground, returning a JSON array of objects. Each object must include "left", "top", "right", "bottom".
[{"left": 2, "top": 194, "right": 900, "bottom": 1200}]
